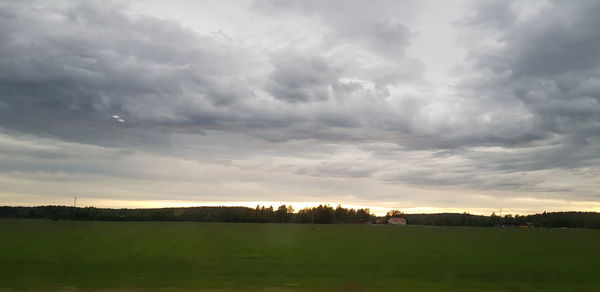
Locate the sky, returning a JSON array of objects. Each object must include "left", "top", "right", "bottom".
[{"left": 1, "top": 0, "right": 600, "bottom": 215}]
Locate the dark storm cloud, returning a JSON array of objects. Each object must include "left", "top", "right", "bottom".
[
  {"left": 0, "top": 0, "right": 594, "bottom": 150},
  {"left": 0, "top": 0, "right": 259, "bottom": 148},
  {"left": 460, "top": 0, "right": 600, "bottom": 151},
  {"left": 483, "top": 1, "right": 600, "bottom": 78},
  {"left": 0, "top": 0, "right": 418, "bottom": 149}
]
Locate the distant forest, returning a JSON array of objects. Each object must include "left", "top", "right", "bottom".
[{"left": 2, "top": 205, "right": 600, "bottom": 229}]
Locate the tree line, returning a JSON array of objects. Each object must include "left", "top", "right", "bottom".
[
  {"left": 387, "top": 210, "right": 600, "bottom": 229},
  {"left": 2, "top": 205, "right": 600, "bottom": 229},
  {"left": 0, "top": 205, "right": 374, "bottom": 224}
]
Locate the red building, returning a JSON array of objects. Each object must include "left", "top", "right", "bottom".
[{"left": 388, "top": 217, "right": 407, "bottom": 225}]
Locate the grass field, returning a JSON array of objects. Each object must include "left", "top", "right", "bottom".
[{"left": 1, "top": 220, "right": 600, "bottom": 291}]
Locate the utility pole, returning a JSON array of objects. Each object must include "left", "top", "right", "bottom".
[
  {"left": 71, "top": 197, "right": 78, "bottom": 220},
  {"left": 499, "top": 209, "right": 502, "bottom": 227}
]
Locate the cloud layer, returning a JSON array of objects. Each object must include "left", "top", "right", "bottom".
[{"left": 1, "top": 0, "right": 599, "bottom": 213}]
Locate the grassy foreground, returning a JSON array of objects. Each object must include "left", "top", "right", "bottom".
[{"left": 1, "top": 220, "right": 600, "bottom": 291}]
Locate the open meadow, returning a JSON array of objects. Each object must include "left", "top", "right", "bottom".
[{"left": 1, "top": 219, "right": 600, "bottom": 291}]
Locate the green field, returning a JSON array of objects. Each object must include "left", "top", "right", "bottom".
[{"left": 1, "top": 220, "right": 600, "bottom": 291}]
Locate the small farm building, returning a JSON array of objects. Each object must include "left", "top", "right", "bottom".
[{"left": 388, "top": 217, "right": 407, "bottom": 225}]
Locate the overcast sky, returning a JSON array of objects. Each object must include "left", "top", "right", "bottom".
[{"left": 1, "top": 0, "right": 600, "bottom": 215}]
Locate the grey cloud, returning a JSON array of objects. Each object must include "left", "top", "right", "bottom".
[
  {"left": 267, "top": 52, "right": 340, "bottom": 102},
  {"left": 0, "top": 0, "right": 259, "bottom": 147},
  {"left": 460, "top": 0, "right": 516, "bottom": 30},
  {"left": 0, "top": 0, "right": 412, "bottom": 149},
  {"left": 2, "top": 0, "right": 600, "bottom": 207},
  {"left": 0, "top": 0, "right": 432, "bottom": 151},
  {"left": 507, "top": 2, "right": 600, "bottom": 78},
  {"left": 253, "top": 0, "right": 424, "bottom": 87},
  {"left": 291, "top": 162, "right": 375, "bottom": 179},
  {"left": 253, "top": 0, "right": 414, "bottom": 56},
  {"left": 459, "top": 0, "right": 600, "bottom": 151}
]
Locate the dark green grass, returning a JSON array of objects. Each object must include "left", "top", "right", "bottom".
[{"left": 1, "top": 220, "right": 600, "bottom": 291}]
